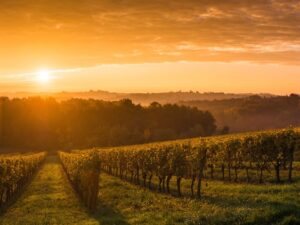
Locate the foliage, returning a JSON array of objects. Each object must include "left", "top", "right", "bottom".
[
  {"left": 0, "top": 152, "right": 46, "bottom": 209},
  {"left": 59, "top": 151, "right": 100, "bottom": 211},
  {"left": 99, "top": 128, "right": 300, "bottom": 199},
  {"left": 182, "top": 94, "right": 300, "bottom": 132},
  {"left": 0, "top": 97, "right": 216, "bottom": 150}
]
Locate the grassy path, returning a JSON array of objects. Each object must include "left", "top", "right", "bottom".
[{"left": 0, "top": 155, "right": 99, "bottom": 225}]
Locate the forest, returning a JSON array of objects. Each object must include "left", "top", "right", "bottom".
[
  {"left": 0, "top": 97, "right": 216, "bottom": 151},
  {"left": 181, "top": 94, "right": 300, "bottom": 132}
]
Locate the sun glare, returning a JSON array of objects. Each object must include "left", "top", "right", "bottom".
[{"left": 36, "top": 70, "right": 51, "bottom": 83}]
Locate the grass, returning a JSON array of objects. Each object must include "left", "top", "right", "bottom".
[
  {"left": 1, "top": 156, "right": 299, "bottom": 225},
  {"left": 0, "top": 156, "right": 98, "bottom": 225},
  {"left": 95, "top": 173, "right": 300, "bottom": 225}
]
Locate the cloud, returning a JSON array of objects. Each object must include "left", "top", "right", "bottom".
[{"left": 1, "top": 0, "right": 300, "bottom": 72}]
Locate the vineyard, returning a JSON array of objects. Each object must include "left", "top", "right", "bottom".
[
  {"left": 99, "top": 128, "right": 300, "bottom": 198},
  {"left": 0, "top": 128, "right": 300, "bottom": 225},
  {"left": 0, "top": 152, "right": 46, "bottom": 210},
  {"left": 46, "top": 128, "right": 300, "bottom": 207},
  {"left": 59, "top": 151, "right": 100, "bottom": 211}
]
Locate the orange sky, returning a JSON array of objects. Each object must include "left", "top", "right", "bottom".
[{"left": 1, "top": 0, "right": 300, "bottom": 94}]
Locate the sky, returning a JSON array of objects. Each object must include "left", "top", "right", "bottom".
[{"left": 1, "top": 0, "right": 300, "bottom": 94}]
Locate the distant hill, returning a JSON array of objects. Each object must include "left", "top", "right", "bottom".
[
  {"left": 0, "top": 90, "right": 272, "bottom": 105},
  {"left": 3, "top": 90, "right": 295, "bottom": 134},
  {"left": 180, "top": 94, "right": 300, "bottom": 133}
]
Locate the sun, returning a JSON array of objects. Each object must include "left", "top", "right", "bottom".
[{"left": 36, "top": 70, "right": 51, "bottom": 83}]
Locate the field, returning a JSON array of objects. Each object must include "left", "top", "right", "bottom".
[
  {"left": 98, "top": 174, "right": 300, "bottom": 225},
  {"left": 0, "top": 156, "right": 299, "bottom": 225},
  {"left": 1, "top": 128, "right": 300, "bottom": 225}
]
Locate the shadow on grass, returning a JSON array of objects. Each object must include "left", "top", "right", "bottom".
[
  {"left": 106, "top": 171, "right": 300, "bottom": 198},
  {"left": 99, "top": 172, "right": 300, "bottom": 225},
  {"left": 93, "top": 202, "right": 130, "bottom": 225},
  {"left": 244, "top": 202, "right": 300, "bottom": 225},
  {"left": 58, "top": 159, "right": 129, "bottom": 225},
  {"left": 102, "top": 173, "right": 300, "bottom": 224}
]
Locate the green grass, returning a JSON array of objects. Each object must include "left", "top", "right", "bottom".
[
  {"left": 96, "top": 173, "right": 300, "bottom": 225},
  {"left": 0, "top": 156, "right": 98, "bottom": 225},
  {"left": 1, "top": 156, "right": 299, "bottom": 225}
]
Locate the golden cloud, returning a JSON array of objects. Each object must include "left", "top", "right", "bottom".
[{"left": 1, "top": 0, "right": 300, "bottom": 72}]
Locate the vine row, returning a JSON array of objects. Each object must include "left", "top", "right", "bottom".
[
  {"left": 59, "top": 151, "right": 100, "bottom": 211},
  {"left": 0, "top": 152, "right": 46, "bottom": 210}
]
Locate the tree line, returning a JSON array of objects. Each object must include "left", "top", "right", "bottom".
[
  {"left": 0, "top": 97, "right": 216, "bottom": 151},
  {"left": 181, "top": 94, "right": 300, "bottom": 132}
]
